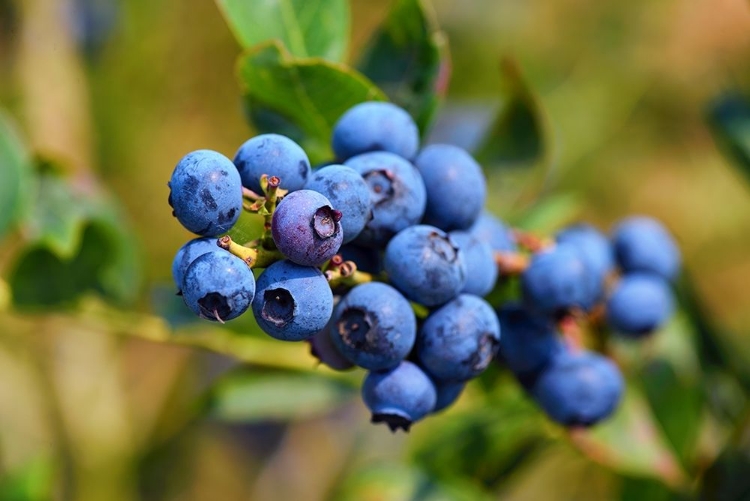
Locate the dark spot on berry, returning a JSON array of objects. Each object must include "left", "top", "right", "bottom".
[
  {"left": 200, "top": 188, "right": 218, "bottom": 211},
  {"left": 299, "top": 160, "right": 309, "bottom": 180}
]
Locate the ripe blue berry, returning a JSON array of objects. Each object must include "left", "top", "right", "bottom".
[
  {"left": 362, "top": 361, "right": 437, "bottom": 432},
  {"left": 414, "top": 144, "right": 487, "bottom": 231},
  {"left": 384, "top": 225, "right": 466, "bottom": 307},
  {"left": 251, "top": 260, "right": 334, "bottom": 341},
  {"left": 449, "top": 231, "right": 498, "bottom": 297},
  {"left": 332, "top": 102, "right": 419, "bottom": 161},
  {"left": 271, "top": 190, "right": 344, "bottom": 267},
  {"left": 308, "top": 318, "right": 354, "bottom": 371},
  {"left": 469, "top": 211, "right": 517, "bottom": 253},
  {"left": 417, "top": 294, "right": 501, "bottom": 382},
  {"left": 606, "top": 273, "right": 674, "bottom": 337},
  {"left": 344, "top": 152, "right": 426, "bottom": 247},
  {"left": 556, "top": 224, "right": 614, "bottom": 309},
  {"left": 305, "top": 164, "right": 372, "bottom": 244},
  {"left": 329, "top": 282, "right": 416, "bottom": 371},
  {"left": 496, "top": 303, "right": 563, "bottom": 378},
  {"left": 168, "top": 150, "right": 242, "bottom": 236},
  {"left": 233, "top": 134, "right": 311, "bottom": 194},
  {"left": 531, "top": 350, "right": 624, "bottom": 427},
  {"left": 521, "top": 243, "right": 596, "bottom": 316},
  {"left": 612, "top": 216, "right": 681, "bottom": 281},
  {"left": 172, "top": 237, "right": 220, "bottom": 292},
  {"left": 432, "top": 381, "right": 465, "bottom": 413},
  {"left": 182, "top": 251, "right": 255, "bottom": 322}
]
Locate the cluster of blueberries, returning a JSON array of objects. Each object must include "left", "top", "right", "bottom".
[{"left": 167, "top": 101, "right": 681, "bottom": 431}]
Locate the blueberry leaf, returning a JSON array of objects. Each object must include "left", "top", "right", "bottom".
[
  {"left": 0, "top": 110, "right": 33, "bottom": 239},
  {"left": 216, "top": 0, "right": 350, "bottom": 61},
  {"left": 357, "top": 0, "right": 450, "bottom": 134},
  {"left": 707, "top": 91, "right": 750, "bottom": 184},
  {"left": 237, "top": 40, "right": 386, "bottom": 163}
]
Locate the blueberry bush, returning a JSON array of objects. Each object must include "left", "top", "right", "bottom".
[{"left": 1, "top": 0, "right": 750, "bottom": 499}]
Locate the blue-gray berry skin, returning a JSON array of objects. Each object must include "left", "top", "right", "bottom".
[
  {"left": 606, "top": 273, "right": 674, "bottom": 337},
  {"left": 556, "top": 224, "right": 614, "bottom": 309},
  {"left": 172, "top": 237, "right": 219, "bottom": 292},
  {"left": 531, "top": 350, "right": 624, "bottom": 427},
  {"left": 521, "top": 243, "right": 596, "bottom": 316},
  {"left": 271, "top": 190, "right": 344, "bottom": 267},
  {"left": 417, "top": 294, "right": 501, "bottom": 382},
  {"left": 305, "top": 164, "right": 372, "bottom": 244},
  {"left": 612, "top": 216, "right": 681, "bottom": 282},
  {"left": 329, "top": 282, "right": 416, "bottom": 371},
  {"left": 233, "top": 134, "right": 311, "bottom": 193},
  {"left": 449, "top": 231, "right": 498, "bottom": 297},
  {"left": 344, "top": 152, "right": 426, "bottom": 247},
  {"left": 414, "top": 144, "right": 487, "bottom": 231},
  {"left": 252, "top": 260, "right": 334, "bottom": 341},
  {"left": 332, "top": 102, "right": 419, "bottom": 161},
  {"left": 432, "top": 380, "right": 465, "bottom": 413},
  {"left": 469, "top": 210, "right": 517, "bottom": 253},
  {"left": 362, "top": 361, "right": 437, "bottom": 432},
  {"left": 182, "top": 251, "right": 255, "bottom": 322},
  {"left": 496, "top": 303, "right": 564, "bottom": 378},
  {"left": 384, "top": 225, "right": 466, "bottom": 307},
  {"left": 168, "top": 150, "right": 242, "bottom": 236}
]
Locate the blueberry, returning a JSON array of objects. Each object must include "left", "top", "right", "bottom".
[
  {"left": 172, "top": 237, "right": 219, "bottom": 292},
  {"left": 305, "top": 164, "right": 372, "bottom": 244},
  {"left": 344, "top": 152, "right": 426, "bottom": 247},
  {"left": 612, "top": 216, "right": 681, "bottom": 281},
  {"left": 251, "top": 260, "right": 334, "bottom": 341},
  {"left": 182, "top": 251, "right": 255, "bottom": 322},
  {"left": 414, "top": 144, "right": 487, "bottom": 231},
  {"left": 496, "top": 303, "right": 563, "bottom": 378},
  {"left": 449, "top": 231, "right": 498, "bottom": 297},
  {"left": 384, "top": 225, "right": 466, "bottom": 307},
  {"left": 168, "top": 150, "right": 243, "bottom": 236},
  {"left": 432, "top": 380, "right": 465, "bottom": 413},
  {"left": 308, "top": 315, "right": 354, "bottom": 371},
  {"left": 233, "top": 134, "right": 311, "bottom": 194},
  {"left": 531, "top": 350, "right": 624, "bottom": 427},
  {"left": 521, "top": 243, "right": 596, "bottom": 316},
  {"left": 329, "top": 282, "right": 416, "bottom": 371},
  {"left": 271, "top": 190, "right": 344, "bottom": 267},
  {"left": 362, "top": 361, "right": 437, "bottom": 432},
  {"left": 417, "top": 294, "right": 500, "bottom": 382},
  {"left": 469, "top": 210, "right": 517, "bottom": 253},
  {"left": 556, "top": 223, "right": 614, "bottom": 308},
  {"left": 606, "top": 273, "right": 674, "bottom": 337},
  {"left": 332, "top": 102, "right": 419, "bottom": 161}
]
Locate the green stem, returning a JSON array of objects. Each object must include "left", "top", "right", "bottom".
[{"left": 217, "top": 235, "right": 283, "bottom": 269}]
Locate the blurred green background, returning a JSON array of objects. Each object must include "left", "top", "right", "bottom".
[{"left": 1, "top": 0, "right": 750, "bottom": 499}]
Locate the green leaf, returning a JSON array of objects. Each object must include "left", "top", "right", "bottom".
[
  {"left": 210, "top": 370, "right": 356, "bottom": 422},
  {"left": 357, "top": 0, "right": 450, "bottom": 133},
  {"left": 216, "top": 0, "right": 350, "bottom": 61},
  {"left": 699, "top": 447, "right": 750, "bottom": 501},
  {"left": 0, "top": 110, "right": 33, "bottom": 238},
  {"left": 0, "top": 456, "right": 55, "bottom": 501},
  {"left": 707, "top": 91, "right": 750, "bottom": 183},
  {"left": 237, "top": 40, "right": 387, "bottom": 163}
]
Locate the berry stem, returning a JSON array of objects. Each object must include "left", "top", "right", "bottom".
[
  {"left": 325, "top": 260, "right": 373, "bottom": 289},
  {"left": 513, "top": 229, "right": 552, "bottom": 252},
  {"left": 494, "top": 251, "right": 529, "bottom": 275},
  {"left": 259, "top": 175, "right": 285, "bottom": 250},
  {"left": 217, "top": 235, "right": 283, "bottom": 269},
  {"left": 242, "top": 186, "right": 263, "bottom": 201}
]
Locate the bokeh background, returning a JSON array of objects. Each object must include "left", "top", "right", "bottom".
[{"left": 1, "top": 0, "right": 750, "bottom": 499}]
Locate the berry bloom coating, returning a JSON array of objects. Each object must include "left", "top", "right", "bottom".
[
  {"left": 362, "top": 361, "right": 437, "bottom": 432},
  {"left": 556, "top": 223, "right": 614, "bottom": 309},
  {"left": 469, "top": 211, "right": 517, "bottom": 253},
  {"left": 384, "top": 225, "right": 466, "bottom": 307},
  {"left": 182, "top": 251, "right": 255, "bottom": 322},
  {"left": 271, "top": 190, "right": 344, "bottom": 267},
  {"left": 332, "top": 101, "right": 419, "bottom": 161},
  {"left": 305, "top": 164, "right": 372, "bottom": 244},
  {"left": 417, "top": 294, "right": 501, "bottom": 382},
  {"left": 531, "top": 350, "right": 624, "bottom": 427},
  {"left": 233, "top": 134, "right": 311, "bottom": 194},
  {"left": 606, "top": 273, "right": 674, "bottom": 337},
  {"left": 449, "top": 230, "right": 498, "bottom": 297},
  {"left": 496, "top": 303, "right": 563, "bottom": 378},
  {"left": 172, "top": 237, "right": 220, "bottom": 292},
  {"left": 432, "top": 381, "right": 465, "bottom": 413},
  {"left": 612, "top": 216, "right": 681, "bottom": 281},
  {"left": 414, "top": 144, "right": 487, "bottom": 231},
  {"left": 521, "top": 243, "right": 595, "bottom": 316},
  {"left": 251, "top": 260, "right": 334, "bottom": 341},
  {"left": 168, "top": 150, "right": 242, "bottom": 236},
  {"left": 329, "top": 282, "right": 416, "bottom": 371},
  {"left": 344, "top": 152, "right": 427, "bottom": 247}
]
